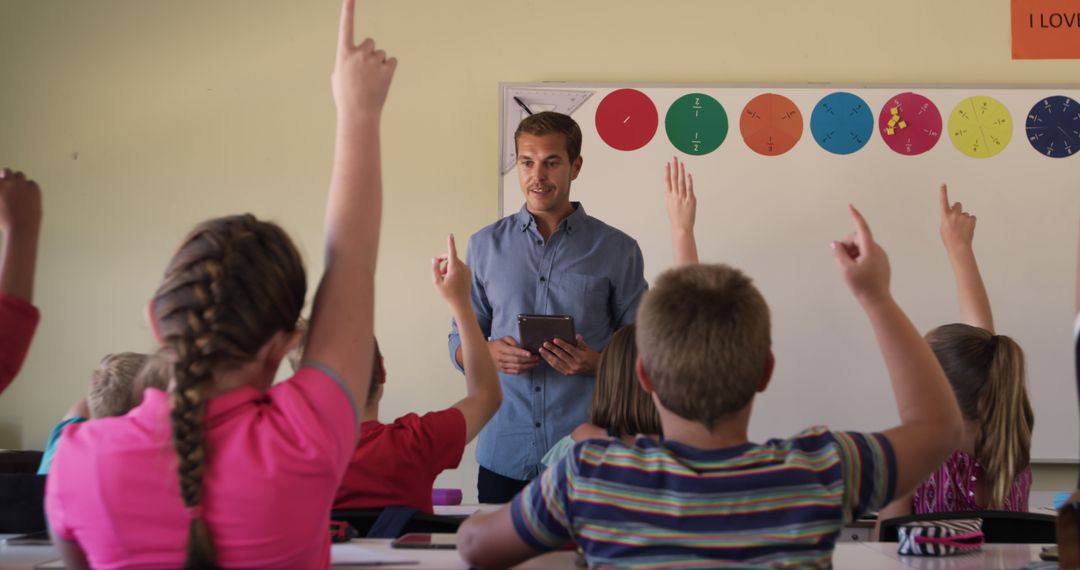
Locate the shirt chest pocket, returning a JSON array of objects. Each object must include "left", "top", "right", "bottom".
[{"left": 548, "top": 273, "right": 611, "bottom": 336}]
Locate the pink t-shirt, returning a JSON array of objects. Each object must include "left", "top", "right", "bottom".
[
  {"left": 45, "top": 365, "right": 358, "bottom": 570},
  {"left": 912, "top": 449, "right": 1031, "bottom": 514}
]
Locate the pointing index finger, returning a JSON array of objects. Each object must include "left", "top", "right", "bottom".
[
  {"left": 447, "top": 233, "right": 458, "bottom": 261},
  {"left": 939, "top": 183, "right": 949, "bottom": 214},
  {"left": 848, "top": 204, "right": 873, "bottom": 244},
  {"left": 337, "top": 0, "right": 356, "bottom": 58}
]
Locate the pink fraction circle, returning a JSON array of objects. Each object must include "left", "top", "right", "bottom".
[
  {"left": 878, "top": 92, "right": 942, "bottom": 156},
  {"left": 595, "top": 89, "right": 659, "bottom": 151}
]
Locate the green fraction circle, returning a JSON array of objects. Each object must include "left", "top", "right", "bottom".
[{"left": 665, "top": 93, "right": 729, "bottom": 155}]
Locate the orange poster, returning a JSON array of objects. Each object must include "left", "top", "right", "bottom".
[{"left": 1013, "top": 0, "right": 1080, "bottom": 59}]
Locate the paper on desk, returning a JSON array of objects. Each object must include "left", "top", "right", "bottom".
[{"left": 331, "top": 543, "right": 418, "bottom": 566}]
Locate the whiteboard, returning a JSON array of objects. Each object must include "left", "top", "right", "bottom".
[{"left": 500, "top": 83, "right": 1080, "bottom": 462}]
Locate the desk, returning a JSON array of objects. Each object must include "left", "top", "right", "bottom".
[{"left": 0, "top": 536, "right": 1052, "bottom": 569}]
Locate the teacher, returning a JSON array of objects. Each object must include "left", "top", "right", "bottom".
[{"left": 448, "top": 112, "right": 647, "bottom": 503}]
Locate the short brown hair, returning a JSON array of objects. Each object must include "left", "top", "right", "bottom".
[
  {"left": 636, "top": 264, "right": 771, "bottom": 429},
  {"left": 87, "top": 352, "right": 150, "bottom": 418},
  {"left": 514, "top": 111, "right": 582, "bottom": 162},
  {"left": 589, "top": 324, "right": 661, "bottom": 436}
]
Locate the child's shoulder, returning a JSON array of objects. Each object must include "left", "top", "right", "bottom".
[{"left": 762, "top": 425, "right": 841, "bottom": 451}]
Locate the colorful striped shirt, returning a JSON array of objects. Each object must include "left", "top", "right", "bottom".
[{"left": 512, "top": 426, "right": 896, "bottom": 569}]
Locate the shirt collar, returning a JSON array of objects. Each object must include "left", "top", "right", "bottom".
[
  {"left": 515, "top": 202, "right": 587, "bottom": 235},
  {"left": 135, "top": 385, "right": 269, "bottom": 427}
]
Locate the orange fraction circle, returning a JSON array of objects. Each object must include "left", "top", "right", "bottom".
[{"left": 740, "top": 93, "right": 804, "bottom": 156}]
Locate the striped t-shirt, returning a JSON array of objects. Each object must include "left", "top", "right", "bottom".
[{"left": 512, "top": 426, "right": 896, "bottom": 569}]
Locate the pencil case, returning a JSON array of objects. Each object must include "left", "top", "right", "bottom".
[{"left": 897, "top": 518, "right": 984, "bottom": 556}]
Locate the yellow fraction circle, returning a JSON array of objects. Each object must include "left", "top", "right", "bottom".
[{"left": 948, "top": 96, "right": 1012, "bottom": 159}]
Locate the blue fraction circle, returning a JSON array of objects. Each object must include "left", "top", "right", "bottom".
[
  {"left": 810, "top": 92, "right": 874, "bottom": 155},
  {"left": 1025, "top": 95, "right": 1080, "bottom": 158}
]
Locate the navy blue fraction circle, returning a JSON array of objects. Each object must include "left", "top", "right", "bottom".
[{"left": 1026, "top": 96, "right": 1080, "bottom": 158}]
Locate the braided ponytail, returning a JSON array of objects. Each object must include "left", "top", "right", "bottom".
[{"left": 153, "top": 215, "right": 306, "bottom": 569}]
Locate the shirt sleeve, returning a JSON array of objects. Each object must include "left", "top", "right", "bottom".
[
  {"left": 611, "top": 241, "right": 647, "bottom": 329},
  {"left": 510, "top": 443, "right": 576, "bottom": 552},
  {"left": 270, "top": 364, "right": 359, "bottom": 470},
  {"left": 833, "top": 431, "right": 896, "bottom": 523},
  {"left": 0, "top": 293, "right": 41, "bottom": 395},
  {"left": 540, "top": 435, "right": 576, "bottom": 467},
  {"left": 413, "top": 407, "right": 468, "bottom": 474},
  {"left": 448, "top": 235, "right": 493, "bottom": 374},
  {"left": 37, "top": 417, "right": 88, "bottom": 475}
]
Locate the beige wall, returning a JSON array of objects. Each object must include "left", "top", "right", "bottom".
[{"left": 0, "top": 0, "right": 1076, "bottom": 500}]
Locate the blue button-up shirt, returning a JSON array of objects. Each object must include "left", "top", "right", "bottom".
[{"left": 448, "top": 203, "right": 647, "bottom": 481}]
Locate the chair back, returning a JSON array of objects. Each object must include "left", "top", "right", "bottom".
[{"left": 0, "top": 474, "right": 46, "bottom": 533}]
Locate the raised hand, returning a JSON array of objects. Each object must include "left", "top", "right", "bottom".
[
  {"left": 0, "top": 168, "right": 43, "bottom": 302},
  {"left": 936, "top": 183, "right": 993, "bottom": 331},
  {"left": 0, "top": 169, "right": 42, "bottom": 237},
  {"left": 432, "top": 234, "right": 471, "bottom": 308},
  {"left": 664, "top": 157, "right": 698, "bottom": 265},
  {"left": 665, "top": 157, "right": 696, "bottom": 233},
  {"left": 831, "top": 204, "right": 891, "bottom": 306},
  {"left": 938, "top": 183, "right": 976, "bottom": 254},
  {"left": 332, "top": 0, "right": 397, "bottom": 119}
]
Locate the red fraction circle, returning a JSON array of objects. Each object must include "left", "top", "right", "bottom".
[{"left": 595, "top": 89, "right": 659, "bottom": 151}]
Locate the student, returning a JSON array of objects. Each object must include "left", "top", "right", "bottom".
[
  {"left": 540, "top": 324, "right": 659, "bottom": 467},
  {"left": 332, "top": 235, "right": 501, "bottom": 514},
  {"left": 457, "top": 205, "right": 963, "bottom": 568},
  {"left": 0, "top": 168, "right": 42, "bottom": 397},
  {"left": 38, "top": 352, "right": 167, "bottom": 474},
  {"left": 878, "top": 185, "right": 1033, "bottom": 524},
  {"left": 541, "top": 157, "right": 696, "bottom": 466},
  {"left": 44, "top": 2, "right": 395, "bottom": 567}
]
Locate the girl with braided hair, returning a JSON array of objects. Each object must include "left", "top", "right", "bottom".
[
  {"left": 45, "top": 1, "right": 396, "bottom": 567},
  {"left": 877, "top": 185, "right": 1034, "bottom": 534}
]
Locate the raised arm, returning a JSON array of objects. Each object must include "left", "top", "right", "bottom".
[
  {"left": 433, "top": 234, "right": 501, "bottom": 442},
  {"left": 665, "top": 157, "right": 698, "bottom": 265},
  {"left": 303, "top": 0, "right": 396, "bottom": 412},
  {"left": 0, "top": 169, "right": 42, "bottom": 303},
  {"left": 939, "top": 184, "right": 993, "bottom": 332},
  {"left": 831, "top": 205, "right": 962, "bottom": 499},
  {"left": 0, "top": 169, "right": 43, "bottom": 395}
]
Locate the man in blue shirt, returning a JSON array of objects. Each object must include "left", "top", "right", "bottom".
[{"left": 448, "top": 112, "right": 647, "bottom": 503}]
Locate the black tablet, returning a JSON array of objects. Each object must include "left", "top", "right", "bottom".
[{"left": 517, "top": 314, "right": 575, "bottom": 355}]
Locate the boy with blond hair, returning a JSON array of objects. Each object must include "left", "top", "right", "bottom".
[
  {"left": 458, "top": 206, "right": 963, "bottom": 568},
  {"left": 38, "top": 352, "right": 170, "bottom": 474}
]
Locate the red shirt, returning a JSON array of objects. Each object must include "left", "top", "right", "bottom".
[
  {"left": 334, "top": 408, "right": 466, "bottom": 514},
  {"left": 0, "top": 293, "right": 40, "bottom": 395}
]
